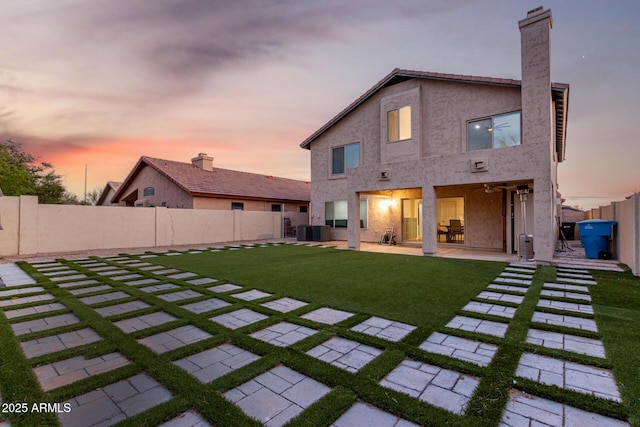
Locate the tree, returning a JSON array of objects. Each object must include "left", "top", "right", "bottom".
[
  {"left": 0, "top": 139, "right": 72, "bottom": 204},
  {"left": 86, "top": 186, "right": 104, "bottom": 205}
]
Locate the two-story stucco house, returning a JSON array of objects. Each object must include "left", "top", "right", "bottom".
[{"left": 300, "top": 7, "right": 569, "bottom": 264}]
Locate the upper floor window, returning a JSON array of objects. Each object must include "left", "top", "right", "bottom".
[
  {"left": 387, "top": 106, "right": 411, "bottom": 142},
  {"left": 143, "top": 187, "right": 155, "bottom": 196},
  {"left": 332, "top": 143, "right": 360, "bottom": 175},
  {"left": 468, "top": 111, "right": 521, "bottom": 151}
]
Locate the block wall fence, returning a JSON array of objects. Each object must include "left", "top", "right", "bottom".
[{"left": 0, "top": 196, "right": 285, "bottom": 257}]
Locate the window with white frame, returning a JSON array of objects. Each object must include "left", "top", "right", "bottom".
[
  {"left": 387, "top": 106, "right": 411, "bottom": 142},
  {"left": 325, "top": 200, "right": 367, "bottom": 228},
  {"left": 332, "top": 143, "right": 360, "bottom": 175},
  {"left": 468, "top": 111, "right": 521, "bottom": 151}
]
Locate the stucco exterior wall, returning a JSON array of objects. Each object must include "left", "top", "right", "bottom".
[
  {"left": 193, "top": 197, "right": 307, "bottom": 213},
  {"left": 0, "top": 196, "right": 282, "bottom": 256},
  {"left": 119, "top": 165, "right": 193, "bottom": 208}
]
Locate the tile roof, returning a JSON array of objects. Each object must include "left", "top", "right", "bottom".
[{"left": 112, "top": 156, "right": 310, "bottom": 203}]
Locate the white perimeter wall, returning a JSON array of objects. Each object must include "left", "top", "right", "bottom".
[{"left": 0, "top": 196, "right": 282, "bottom": 256}]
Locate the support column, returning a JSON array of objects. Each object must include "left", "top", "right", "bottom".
[
  {"left": 348, "top": 192, "right": 361, "bottom": 250},
  {"left": 421, "top": 186, "right": 437, "bottom": 256},
  {"left": 533, "top": 180, "right": 556, "bottom": 264}
]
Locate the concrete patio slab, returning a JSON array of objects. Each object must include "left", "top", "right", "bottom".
[
  {"left": 525, "top": 329, "right": 606, "bottom": 358},
  {"left": 224, "top": 365, "right": 330, "bottom": 427},
  {"left": 380, "top": 358, "right": 480, "bottom": 415},
  {"left": 209, "top": 308, "right": 268, "bottom": 330},
  {"left": 462, "top": 301, "right": 517, "bottom": 319},
  {"left": 138, "top": 325, "right": 212, "bottom": 354},
  {"left": 173, "top": 343, "right": 260, "bottom": 383},
  {"left": 58, "top": 373, "right": 173, "bottom": 427},
  {"left": 79, "top": 291, "right": 130, "bottom": 305},
  {"left": 35, "top": 352, "right": 130, "bottom": 391},
  {"left": 331, "top": 402, "right": 419, "bottom": 427},
  {"left": 158, "top": 410, "right": 212, "bottom": 427},
  {"left": 3, "top": 302, "right": 66, "bottom": 319},
  {"left": 515, "top": 353, "right": 621, "bottom": 402},
  {"left": 446, "top": 316, "right": 509, "bottom": 338},
  {"left": 11, "top": 313, "right": 79, "bottom": 336},
  {"left": 350, "top": 316, "right": 416, "bottom": 342},
  {"left": 536, "top": 299, "right": 594, "bottom": 315},
  {"left": 139, "top": 284, "right": 181, "bottom": 293},
  {"left": 531, "top": 311, "right": 598, "bottom": 332},
  {"left": 501, "top": 389, "right": 629, "bottom": 427},
  {"left": 0, "top": 293, "right": 54, "bottom": 307},
  {"left": 476, "top": 291, "right": 524, "bottom": 305},
  {"left": 261, "top": 297, "right": 308, "bottom": 313},
  {"left": 186, "top": 277, "right": 219, "bottom": 286},
  {"left": 306, "top": 337, "right": 382, "bottom": 373},
  {"left": 157, "top": 290, "right": 202, "bottom": 302},
  {"left": 543, "top": 282, "right": 590, "bottom": 292},
  {"left": 540, "top": 289, "right": 592, "bottom": 301},
  {"left": 207, "top": 284, "right": 243, "bottom": 293},
  {"left": 114, "top": 312, "right": 177, "bottom": 333},
  {"left": 68, "top": 285, "right": 112, "bottom": 295},
  {"left": 0, "top": 263, "right": 37, "bottom": 287},
  {"left": 95, "top": 301, "right": 151, "bottom": 317},
  {"left": 419, "top": 332, "right": 498, "bottom": 367},
  {"left": 232, "top": 290, "right": 273, "bottom": 301},
  {"left": 21, "top": 328, "right": 102, "bottom": 359},
  {"left": 300, "top": 307, "right": 355, "bottom": 325},
  {"left": 180, "top": 298, "right": 231, "bottom": 314},
  {"left": 250, "top": 322, "right": 317, "bottom": 347}
]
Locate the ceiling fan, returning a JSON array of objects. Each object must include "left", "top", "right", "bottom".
[{"left": 479, "top": 183, "right": 533, "bottom": 194}]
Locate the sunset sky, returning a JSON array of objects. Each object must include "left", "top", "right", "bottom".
[{"left": 1, "top": 0, "right": 638, "bottom": 209}]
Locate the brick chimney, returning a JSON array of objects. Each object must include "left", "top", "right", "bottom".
[{"left": 191, "top": 153, "right": 213, "bottom": 171}]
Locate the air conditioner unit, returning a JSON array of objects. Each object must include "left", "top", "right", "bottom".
[{"left": 380, "top": 170, "right": 390, "bottom": 180}]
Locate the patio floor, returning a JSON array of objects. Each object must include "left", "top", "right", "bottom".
[{"left": 0, "top": 242, "right": 631, "bottom": 426}]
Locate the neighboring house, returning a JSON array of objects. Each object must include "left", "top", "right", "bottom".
[
  {"left": 561, "top": 205, "right": 587, "bottom": 224},
  {"left": 96, "top": 181, "right": 122, "bottom": 206},
  {"left": 300, "top": 7, "right": 569, "bottom": 264},
  {"left": 111, "top": 154, "right": 310, "bottom": 228}
]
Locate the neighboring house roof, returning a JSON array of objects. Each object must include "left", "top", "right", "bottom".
[
  {"left": 111, "top": 156, "right": 310, "bottom": 204},
  {"left": 300, "top": 68, "right": 570, "bottom": 161},
  {"left": 96, "top": 181, "right": 122, "bottom": 205}
]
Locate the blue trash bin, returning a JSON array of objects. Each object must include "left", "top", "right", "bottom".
[{"left": 577, "top": 220, "right": 617, "bottom": 259}]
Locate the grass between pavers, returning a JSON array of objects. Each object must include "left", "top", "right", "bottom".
[{"left": 0, "top": 244, "right": 635, "bottom": 426}]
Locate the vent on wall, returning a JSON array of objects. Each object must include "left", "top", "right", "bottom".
[
  {"left": 380, "top": 170, "right": 390, "bottom": 180},
  {"left": 470, "top": 158, "right": 489, "bottom": 173}
]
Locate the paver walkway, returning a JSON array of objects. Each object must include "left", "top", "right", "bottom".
[{"left": 0, "top": 245, "right": 630, "bottom": 426}]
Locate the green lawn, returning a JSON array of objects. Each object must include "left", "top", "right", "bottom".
[{"left": 0, "top": 243, "right": 637, "bottom": 426}]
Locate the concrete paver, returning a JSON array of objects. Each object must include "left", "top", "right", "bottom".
[
  {"left": 462, "top": 301, "right": 517, "bottom": 318},
  {"left": 331, "top": 402, "right": 419, "bottom": 427},
  {"left": 250, "top": 322, "right": 317, "bottom": 347},
  {"left": 543, "top": 282, "right": 589, "bottom": 292},
  {"left": 11, "top": 313, "right": 79, "bottom": 336},
  {"left": 158, "top": 410, "right": 212, "bottom": 427},
  {"left": 174, "top": 343, "right": 260, "bottom": 383},
  {"left": 487, "top": 284, "right": 528, "bottom": 294},
  {"left": 180, "top": 298, "right": 231, "bottom": 314},
  {"left": 0, "top": 286, "right": 46, "bottom": 297},
  {"left": 531, "top": 311, "right": 598, "bottom": 332},
  {"left": 515, "top": 353, "right": 621, "bottom": 402},
  {"left": 224, "top": 365, "right": 330, "bottom": 427},
  {"left": 261, "top": 297, "right": 308, "bottom": 313},
  {"left": 476, "top": 291, "right": 524, "bottom": 304},
  {"left": 111, "top": 274, "right": 143, "bottom": 282},
  {"left": 207, "top": 284, "right": 242, "bottom": 293},
  {"left": 79, "top": 291, "right": 130, "bottom": 305},
  {"left": 446, "top": 315, "right": 509, "bottom": 338},
  {"left": 21, "top": 328, "right": 102, "bottom": 359},
  {"left": 525, "top": 329, "right": 606, "bottom": 358},
  {"left": 138, "top": 325, "right": 212, "bottom": 354},
  {"left": 139, "top": 284, "right": 181, "bottom": 293},
  {"left": 540, "top": 289, "right": 591, "bottom": 301},
  {"left": 209, "top": 308, "right": 268, "bottom": 330},
  {"left": 493, "top": 277, "right": 531, "bottom": 286},
  {"left": 500, "top": 389, "right": 630, "bottom": 427},
  {"left": 0, "top": 293, "right": 54, "bottom": 307},
  {"left": 186, "top": 277, "right": 219, "bottom": 286},
  {"left": 537, "top": 299, "right": 594, "bottom": 315},
  {"left": 380, "top": 358, "right": 480, "bottom": 415},
  {"left": 157, "top": 289, "right": 202, "bottom": 302},
  {"left": 35, "top": 352, "right": 130, "bottom": 391},
  {"left": 95, "top": 301, "right": 151, "bottom": 317},
  {"left": 3, "top": 302, "right": 66, "bottom": 319},
  {"left": 232, "top": 289, "right": 273, "bottom": 301},
  {"left": 167, "top": 272, "right": 198, "bottom": 280},
  {"left": 125, "top": 278, "right": 160, "bottom": 286},
  {"left": 58, "top": 279, "right": 100, "bottom": 288},
  {"left": 557, "top": 276, "right": 597, "bottom": 286},
  {"left": 350, "top": 316, "right": 416, "bottom": 342},
  {"left": 69, "top": 285, "right": 112, "bottom": 295},
  {"left": 0, "top": 264, "right": 37, "bottom": 286},
  {"left": 300, "top": 307, "right": 355, "bottom": 325},
  {"left": 306, "top": 337, "right": 382, "bottom": 373},
  {"left": 419, "top": 332, "right": 498, "bottom": 367},
  {"left": 114, "top": 312, "right": 177, "bottom": 333},
  {"left": 58, "top": 373, "right": 172, "bottom": 427}
]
